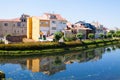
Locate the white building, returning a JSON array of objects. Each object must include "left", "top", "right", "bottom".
[
  {"left": 91, "top": 21, "right": 107, "bottom": 38},
  {"left": 39, "top": 13, "right": 67, "bottom": 35}
]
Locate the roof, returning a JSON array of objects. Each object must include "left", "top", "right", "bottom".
[
  {"left": 38, "top": 16, "right": 49, "bottom": 20},
  {"left": 0, "top": 18, "right": 20, "bottom": 22},
  {"left": 75, "top": 21, "right": 85, "bottom": 24},
  {"left": 39, "top": 13, "right": 67, "bottom": 21}
]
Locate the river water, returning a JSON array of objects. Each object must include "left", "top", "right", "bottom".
[{"left": 0, "top": 45, "right": 120, "bottom": 80}]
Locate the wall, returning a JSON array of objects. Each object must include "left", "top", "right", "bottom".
[
  {"left": 31, "top": 17, "right": 40, "bottom": 41},
  {"left": 40, "top": 20, "right": 50, "bottom": 35},
  {"left": 27, "top": 17, "right": 32, "bottom": 39},
  {"left": 0, "top": 21, "right": 27, "bottom": 37}
]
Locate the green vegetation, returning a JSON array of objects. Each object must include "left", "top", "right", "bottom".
[
  {"left": 106, "top": 33, "right": 112, "bottom": 38},
  {"left": 54, "top": 31, "right": 63, "bottom": 41},
  {"left": 76, "top": 33, "right": 83, "bottom": 40},
  {"left": 63, "top": 36, "right": 76, "bottom": 42},
  {"left": 0, "top": 39, "right": 119, "bottom": 56},
  {"left": 99, "top": 33, "right": 104, "bottom": 39},
  {"left": 88, "top": 33, "right": 95, "bottom": 39}
]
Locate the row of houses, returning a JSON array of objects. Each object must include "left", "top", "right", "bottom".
[
  {"left": 0, "top": 13, "right": 108, "bottom": 42},
  {"left": 65, "top": 21, "right": 107, "bottom": 39}
]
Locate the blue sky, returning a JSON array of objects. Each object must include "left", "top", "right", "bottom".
[{"left": 0, "top": 0, "right": 120, "bottom": 29}]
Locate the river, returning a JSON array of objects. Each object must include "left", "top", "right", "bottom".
[{"left": 0, "top": 45, "right": 120, "bottom": 80}]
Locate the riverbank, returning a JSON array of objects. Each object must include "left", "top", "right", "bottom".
[{"left": 0, "top": 39, "right": 120, "bottom": 56}]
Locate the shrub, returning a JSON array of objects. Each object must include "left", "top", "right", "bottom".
[
  {"left": 63, "top": 36, "right": 76, "bottom": 42},
  {"left": 88, "top": 33, "right": 95, "bottom": 39},
  {"left": 99, "top": 33, "right": 104, "bottom": 39},
  {"left": 106, "top": 33, "right": 112, "bottom": 38},
  {"left": 54, "top": 31, "right": 63, "bottom": 41},
  {"left": 76, "top": 33, "right": 83, "bottom": 40}
]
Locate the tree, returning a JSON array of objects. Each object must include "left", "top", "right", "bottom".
[
  {"left": 113, "top": 33, "right": 117, "bottom": 38},
  {"left": 76, "top": 33, "right": 83, "bottom": 40},
  {"left": 106, "top": 33, "right": 112, "bottom": 39},
  {"left": 54, "top": 31, "right": 63, "bottom": 41},
  {"left": 99, "top": 33, "right": 104, "bottom": 39},
  {"left": 116, "top": 30, "right": 120, "bottom": 34},
  {"left": 109, "top": 30, "right": 115, "bottom": 34},
  {"left": 88, "top": 33, "right": 95, "bottom": 39},
  {"left": 116, "top": 31, "right": 120, "bottom": 38}
]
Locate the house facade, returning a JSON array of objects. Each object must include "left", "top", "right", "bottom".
[
  {"left": 0, "top": 14, "right": 29, "bottom": 37},
  {"left": 65, "top": 21, "right": 94, "bottom": 39},
  {"left": 40, "top": 13, "right": 67, "bottom": 35},
  {"left": 91, "top": 21, "right": 107, "bottom": 38},
  {"left": 27, "top": 13, "right": 67, "bottom": 41}
]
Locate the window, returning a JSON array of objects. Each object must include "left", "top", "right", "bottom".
[
  {"left": 50, "top": 15, "right": 57, "bottom": 19},
  {"left": 52, "top": 21, "right": 56, "bottom": 24},
  {"left": 23, "top": 24, "right": 24, "bottom": 27},
  {"left": 63, "top": 22, "right": 66, "bottom": 24},
  {"left": 17, "top": 22, "right": 21, "bottom": 27},
  {"left": 22, "top": 30, "right": 23, "bottom": 33},
  {"left": 14, "top": 30, "right": 16, "bottom": 33},
  {"left": 40, "top": 22, "right": 44, "bottom": 25},
  {"left": 52, "top": 27, "right": 56, "bottom": 30},
  {"left": 13, "top": 24, "right": 15, "bottom": 27},
  {"left": 4, "top": 23, "right": 8, "bottom": 26},
  {"left": 21, "top": 19, "right": 26, "bottom": 22},
  {"left": 46, "top": 22, "right": 48, "bottom": 24}
]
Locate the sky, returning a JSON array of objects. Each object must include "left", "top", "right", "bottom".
[{"left": 0, "top": 0, "right": 120, "bottom": 29}]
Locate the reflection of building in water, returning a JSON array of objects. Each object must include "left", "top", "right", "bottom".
[
  {"left": 64, "top": 47, "right": 105, "bottom": 63},
  {"left": 0, "top": 47, "right": 105, "bottom": 76},
  {"left": 64, "top": 53, "right": 87, "bottom": 64},
  {"left": 27, "top": 56, "right": 66, "bottom": 75},
  {"left": 27, "top": 58, "right": 40, "bottom": 72},
  {"left": 93, "top": 47, "right": 105, "bottom": 61}
]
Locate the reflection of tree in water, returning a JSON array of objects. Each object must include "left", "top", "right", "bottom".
[
  {"left": 116, "top": 45, "right": 120, "bottom": 49},
  {"left": 0, "top": 46, "right": 112, "bottom": 76},
  {"left": 54, "top": 56, "right": 62, "bottom": 65},
  {"left": 86, "top": 50, "right": 95, "bottom": 59},
  {"left": 112, "top": 46, "right": 116, "bottom": 51},
  {"left": 106, "top": 47, "right": 111, "bottom": 52}
]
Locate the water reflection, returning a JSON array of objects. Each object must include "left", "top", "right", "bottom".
[
  {"left": 26, "top": 47, "right": 106, "bottom": 75},
  {"left": 0, "top": 46, "right": 107, "bottom": 75},
  {"left": 0, "top": 45, "right": 118, "bottom": 79}
]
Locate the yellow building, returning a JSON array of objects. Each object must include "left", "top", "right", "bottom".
[
  {"left": 27, "top": 58, "right": 40, "bottom": 72},
  {"left": 27, "top": 17, "right": 40, "bottom": 41},
  {"left": 27, "top": 13, "right": 67, "bottom": 41}
]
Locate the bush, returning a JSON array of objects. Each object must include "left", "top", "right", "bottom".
[
  {"left": 106, "top": 33, "right": 112, "bottom": 38},
  {"left": 0, "top": 39, "right": 119, "bottom": 51},
  {"left": 88, "top": 33, "right": 95, "bottom": 39},
  {"left": 76, "top": 33, "right": 83, "bottom": 40},
  {"left": 54, "top": 31, "right": 63, "bottom": 41},
  {"left": 99, "top": 33, "right": 104, "bottom": 39},
  {"left": 63, "top": 36, "right": 76, "bottom": 42}
]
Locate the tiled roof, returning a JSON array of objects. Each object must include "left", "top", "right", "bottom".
[
  {"left": 38, "top": 16, "right": 49, "bottom": 20},
  {"left": 0, "top": 18, "right": 20, "bottom": 22},
  {"left": 40, "top": 13, "right": 67, "bottom": 21}
]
